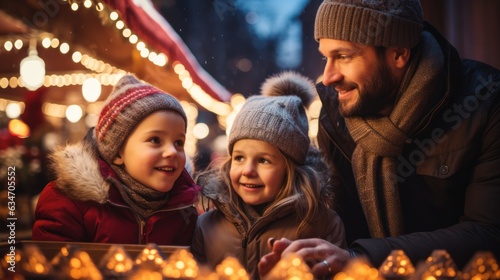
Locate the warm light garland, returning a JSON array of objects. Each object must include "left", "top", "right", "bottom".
[
  {"left": 0, "top": 0, "right": 231, "bottom": 116},
  {"left": 0, "top": 0, "right": 240, "bottom": 158}
]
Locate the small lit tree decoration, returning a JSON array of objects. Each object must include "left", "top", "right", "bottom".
[
  {"left": 334, "top": 256, "right": 384, "bottom": 280},
  {"left": 134, "top": 243, "right": 166, "bottom": 267},
  {"left": 19, "top": 244, "right": 53, "bottom": 277},
  {"left": 194, "top": 266, "right": 221, "bottom": 280},
  {"left": 2, "top": 248, "right": 21, "bottom": 269},
  {"left": 379, "top": 249, "right": 415, "bottom": 279},
  {"left": 50, "top": 244, "right": 103, "bottom": 280},
  {"left": 2, "top": 247, "right": 23, "bottom": 278},
  {"left": 129, "top": 243, "right": 166, "bottom": 279},
  {"left": 412, "top": 249, "right": 457, "bottom": 280},
  {"left": 263, "top": 253, "right": 313, "bottom": 280},
  {"left": 215, "top": 256, "right": 249, "bottom": 280},
  {"left": 99, "top": 245, "right": 134, "bottom": 279},
  {"left": 162, "top": 248, "right": 199, "bottom": 279},
  {"left": 458, "top": 251, "right": 500, "bottom": 280}
]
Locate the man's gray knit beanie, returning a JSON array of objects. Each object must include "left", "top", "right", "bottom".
[
  {"left": 228, "top": 72, "right": 316, "bottom": 164},
  {"left": 314, "top": 0, "right": 424, "bottom": 48}
]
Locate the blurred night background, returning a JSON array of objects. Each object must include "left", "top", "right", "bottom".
[
  {"left": 159, "top": 0, "right": 500, "bottom": 95},
  {"left": 0, "top": 0, "right": 499, "bottom": 237},
  {"left": 156, "top": 0, "right": 500, "bottom": 169}
]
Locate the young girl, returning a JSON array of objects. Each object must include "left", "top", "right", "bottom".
[
  {"left": 190, "top": 72, "right": 346, "bottom": 278},
  {"left": 32, "top": 74, "right": 201, "bottom": 245}
]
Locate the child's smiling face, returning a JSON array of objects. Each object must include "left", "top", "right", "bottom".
[
  {"left": 113, "top": 110, "right": 187, "bottom": 192},
  {"left": 230, "top": 139, "right": 286, "bottom": 206}
]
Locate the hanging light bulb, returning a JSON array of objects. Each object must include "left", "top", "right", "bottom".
[
  {"left": 82, "top": 77, "right": 102, "bottom": 102},
  {"left": 20, "top": 37, "right": 45, "bottom": 91}
]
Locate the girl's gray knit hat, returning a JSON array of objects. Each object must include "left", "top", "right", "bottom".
[
  {"left": 227, "top": 71, "right": 316, "bottom": 164},
  {"left": 314, "top": 0, "right": 424, "bottom": 48}
]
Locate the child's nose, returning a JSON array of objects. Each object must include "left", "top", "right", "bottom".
[
  {"left": 162, "top": 143, "right": 178, "bottom": 158},
  {"left": 242, "top": 163, "right": 257, "bottom": 177}
]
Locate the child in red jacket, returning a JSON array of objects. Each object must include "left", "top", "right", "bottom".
[{"left": 32, "top": 74, "right": 201, "bottom": 245}]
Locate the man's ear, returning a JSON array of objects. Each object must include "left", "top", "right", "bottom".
[
  {"left": 390, "top": 47, "right": 411, "bottom": 69},
  {"left": 113, "top": 154, "right": 124, "bottom": 165}
]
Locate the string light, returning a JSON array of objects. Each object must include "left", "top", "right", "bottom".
[
  {"left": 0, "top": 0, "right": 235, "bottom": 157},
  {"left": 82, "top": 77, "right": 102, "bottom": 102},
  {"left": 19, "top": 37, "right": 45, "bottom": 91}
]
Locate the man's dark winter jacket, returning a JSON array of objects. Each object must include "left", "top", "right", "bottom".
[{"left": 316, "top": 23, "right": 500, "bottom": 268}]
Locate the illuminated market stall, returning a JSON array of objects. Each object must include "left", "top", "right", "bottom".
[{"left": 0, "top": 0, "right": 245, "bottom": 243}]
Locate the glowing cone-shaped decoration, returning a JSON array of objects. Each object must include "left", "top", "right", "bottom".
[
  {"left": 129, "top": 243, "right": 166, "bottom": 279},
  {"left": 215, "top": 256, "right": 249, "bottom": 280},
  {"left": 51, "top": 245, "right": 103, "bottom": 280},
  {"left": 458, "top": 251, "right": 500, "bottom": 280},
  {"left": 412, "top": 250, "right": 457, "bottom": 280},
  {"left": 263, "top": 253, "right": 313, "bottom": 280},
  {"left": 334, "top": 256, "right": 384, "bottom": 280},
  {"left": 99, "top": 245, "right": 134, "bottom": 279},
  {"left": 19, "top": 244, "right": 53, "bottom": 278},
  {"left": 379, "top": 249, "right": 415, "bottom": 279},
  {"left": 163, "top": 248, "right": 199, "bottom": 279}
]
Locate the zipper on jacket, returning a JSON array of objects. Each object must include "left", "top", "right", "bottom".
[
  {"left": 321, "top": 121, "right": 353, "bottom": 163},
  {"left": 107, "top": 200, "right": 148, "bottom": 244},
  {"left": 108, "top": 200, "right": 196, "bottom": 244},
  {"left": 139, "top": 219, "right": 146, "bottom": 244}
]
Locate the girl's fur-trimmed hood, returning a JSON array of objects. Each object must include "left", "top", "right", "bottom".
[{"left": 49, "top": 131, "right": 110, "bottom": 204}]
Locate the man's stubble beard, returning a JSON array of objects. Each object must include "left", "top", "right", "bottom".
[{"left": 338, "top": 60, "right": 400, "bottom": 118}]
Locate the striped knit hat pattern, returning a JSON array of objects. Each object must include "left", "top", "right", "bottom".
[
  {"left": 314, "top": 0, "right": 424, "bottom": 48},
  {"left": 94, "top": 74, "right": 187, "bottom": 163}
]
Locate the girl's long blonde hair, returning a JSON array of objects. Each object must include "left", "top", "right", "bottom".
[{"left": 197, "top": 145, "right": 333, "bottom": 235}]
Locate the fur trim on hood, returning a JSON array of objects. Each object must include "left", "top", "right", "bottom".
[
  {"left": 307, "top": 146, "right": 336, "bottom": 208},
  {"left": 49, "top": 130, "right": 110, "bottom": 204}
]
